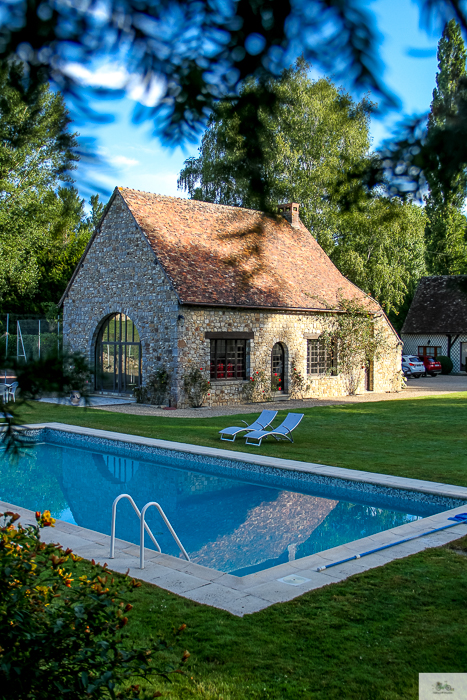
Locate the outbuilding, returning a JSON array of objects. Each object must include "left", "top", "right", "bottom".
[
  {"left": 60, "top": 187, "right": 401, "bottom": 405},
  {"left": 401, "top": 275, "right": 467, "bottom": 372}
]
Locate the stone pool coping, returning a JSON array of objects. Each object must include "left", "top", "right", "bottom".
[{"left": 3, "top": 421, "right": 467, "bottom": 616}]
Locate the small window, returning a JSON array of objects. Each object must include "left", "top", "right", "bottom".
[
  {"left": 418, "top": 346, "right": 442, "bottom": 358},
  {"left": 307, "top": 338, "right": 337, "bottom": 376},
  {"left": 210, "top": 338, "right": 246, "bottom": 381}
]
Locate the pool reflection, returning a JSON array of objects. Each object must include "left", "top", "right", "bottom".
[{"left": 1, "top": 443, "right": 424, "bottom": 574}]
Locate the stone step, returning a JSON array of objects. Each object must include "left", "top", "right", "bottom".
[{"left": 273, "top": 393, "right": 290, "bottom": 401}]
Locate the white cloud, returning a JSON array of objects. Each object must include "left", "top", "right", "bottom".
[
  {"left": 127, "top": 75, "right": 164, "bottom": 108},
  {"left": 64, "top": 62, "right": 127, "bottom": 89},
  {"left": 64, "top": 62, "right": 164, "bottom": 107},
  {"left": 109, "top": 155, "right": 140, "bottom": 168}
]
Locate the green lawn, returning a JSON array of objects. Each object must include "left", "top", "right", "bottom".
[
  {"left": 6, "top": 393, "right": 467, "bottom": 698},
  {"left": 77, "top": 536, "right": 467, "bottom": 700},
  {"left": 10, "top": 391, "right": 467, "bottom": 486}
]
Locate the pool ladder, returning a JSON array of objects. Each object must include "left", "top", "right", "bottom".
[{"left": 109, "top": 494, "right": 190, "bottom": 569}]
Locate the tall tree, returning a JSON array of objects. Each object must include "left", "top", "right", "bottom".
[
  {"left": 178, "top": 62, "right": 427, "bottom": 317},
  {"left": 0, "top": 0, "right": 465, "bottom": 209},
  {"left": 0, "top": 61, "right": 103, "bottom": 314},
  {"left": 332, "top": 197, "right": 426, "bottom": 326},
  {"left": 424, "top": 19, "right": 467, "bottom": 275},
  {"left": 179, "top": 60, "right": 373, "bottom": 244},
  {"left": 23, "top": 189, "right": 105, "bottom": 314}
]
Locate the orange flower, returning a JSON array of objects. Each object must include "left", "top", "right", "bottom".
[{"left": 39, "top": 510, "right": 56, "bottom": 528}]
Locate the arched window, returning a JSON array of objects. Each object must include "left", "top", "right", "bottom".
[{"left": 95, "top": 313, "right": 141, "bottom": 393}]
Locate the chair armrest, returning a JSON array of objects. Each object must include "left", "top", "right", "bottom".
[{"left": 240, "top": 420, "right": 249, "bottom": 426}]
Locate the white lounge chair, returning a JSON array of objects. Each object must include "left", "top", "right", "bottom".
[
  {"left": 6, "top": 382, "right": 18, "bottom": 403},
  {"left": 219, "top": 409, "right": 278, "bottom": 442},
  {"left": 245, "top": 413, "right": 304, "bottom": 446}
]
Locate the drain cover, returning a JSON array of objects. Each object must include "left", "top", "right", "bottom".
[{"left": 277, "top": 575, "right": 311, "bottom": 586}]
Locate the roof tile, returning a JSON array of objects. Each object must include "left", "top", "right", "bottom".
[
  {"left": 118, "top": 188, "right": 376, "bottom": 311},
  {"left": 402, "top": 275, "right": 467, "bottom": 334}
]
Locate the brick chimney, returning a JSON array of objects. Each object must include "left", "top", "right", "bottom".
[{"left": 278, "top": 202, "right": 300, "bottom": 227}]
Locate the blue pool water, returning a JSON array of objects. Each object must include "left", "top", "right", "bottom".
[{"left": 0, "top": 439, "right": 449, "bottom": 575}]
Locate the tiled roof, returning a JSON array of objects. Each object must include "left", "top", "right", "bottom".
[
  {"left": 117, "top": 188, "right": 378, "bottom": 311},
  {"left": 402, "top": 276, "right": 467, "bottom": 334}
]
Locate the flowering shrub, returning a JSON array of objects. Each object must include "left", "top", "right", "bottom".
[
  {"left": 0, "top": 511, "right": 188, "bottom": 699},
  {"left": 289, "top": 363, "right": 310, "bottom": 399},
  {"left": 271, "top": 373, "right": 282, "bottom": 393},
  {"left": 182, "top": 366, "right": 210, "bottom": 407},
  {"left": 241, "top": 370, "right": 273, "bottom": 403}
]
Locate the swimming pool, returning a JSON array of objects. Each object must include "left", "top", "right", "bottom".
[{"left": 1, "top": 426, "right": 463, "bottom": 576}]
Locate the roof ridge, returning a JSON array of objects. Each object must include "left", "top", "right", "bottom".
[
  {"left": 59, "top": 185, "right": 379, "bottom": 313},
  {"left": 118, "top": 187, "right": 281, "bottom": 217}
]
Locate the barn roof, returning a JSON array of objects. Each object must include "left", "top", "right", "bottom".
[
  {"left": 402, "top": 276, "right": 467, "bottom": 334},
  {"left": 113, "top": 187, "right": 377, "bottom": 312}
]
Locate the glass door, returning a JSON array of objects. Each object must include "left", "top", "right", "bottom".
[
  {"left": 96, "top": 314, "right": 141, "bottom": 393},
  {"left": 123, "top": 343, "right": 141, "bottom": 392},
  {"left": 271, "top": 343, "right": 285, "bottom": 391},
  {"left": 101, "top": 343, "right": 120, "bottom": 391}
]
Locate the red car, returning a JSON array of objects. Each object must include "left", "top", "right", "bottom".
[{"left": 418, "top": 355, "right": 442, "bottom": 377}]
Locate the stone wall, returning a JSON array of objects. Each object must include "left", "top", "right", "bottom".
[
  {"left": 62, "top": 192, "right": 180, "bottom": 389},
  {"left": 62, "top": 191, "right": 402, "bottom": 406},
  {"left": 175, "top": 306, "right": 402, "bottom": 406}
]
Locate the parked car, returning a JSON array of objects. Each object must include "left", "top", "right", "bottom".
[
  {"left": 401, "top": 358, "right": 412, "bottom": 378},
  {"left": 402, "top": 355, "right": 425, "bottom": 378},
  {"left": 418, "top": 355, "right": 442, "bottom": 377}
]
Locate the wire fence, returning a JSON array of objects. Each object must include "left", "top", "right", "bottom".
[{"left": 0, "top": 314, "right": 62, "bottom": 383}]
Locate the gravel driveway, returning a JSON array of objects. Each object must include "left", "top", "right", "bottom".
[{"left": 91, "top": 373, "right": 467, "bottom": 419}]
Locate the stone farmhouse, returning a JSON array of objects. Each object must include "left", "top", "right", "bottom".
[
  {"left": 402, "top": 275, "right": 467, "bottom": 372},
  {"left": 60, "top": 187, "right": 401, "bottom": 406}
]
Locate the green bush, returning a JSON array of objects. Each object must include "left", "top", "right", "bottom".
[
  {"left": 134, "top": 367, "right": 171, "bottom": 405},
  {"left": 182, "top": 366, "right": 210, "bottom": 407},
  {"left": 437, "top": 355, "right": 453, "bottom": 375},
  {"left": 0, "top": 510, "right": 188, "bottom": 699},
  {"left": 290, "top": 362, "right": 311, "bottom": 399}
]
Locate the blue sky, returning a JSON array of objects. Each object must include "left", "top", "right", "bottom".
[{"left": 71, "top": 0, "right": 449, "bottom": 204}]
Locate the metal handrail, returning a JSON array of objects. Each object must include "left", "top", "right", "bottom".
[
  {"left": 110, "top": 494, "right": 162, "bottom": 559},
  {"left": 140, "top": 502, "right": 190, "bottom": 568},
  {"left": 109, "top": 493, "right": 190, "bottom": 569}
]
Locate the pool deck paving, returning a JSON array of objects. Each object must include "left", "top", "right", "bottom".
[{"left": 3, "top": 421, "right": 467, "bottom": 616}]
